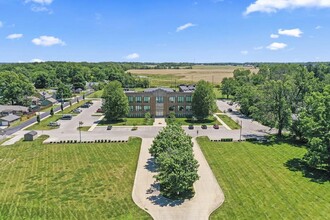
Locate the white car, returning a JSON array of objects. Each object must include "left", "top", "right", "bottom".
[
  {"left": 49, "top": 121, "right": 60, "bottom": 127},
  {"left": 72, "top": 108, "right": 82, "bottom": 113}
]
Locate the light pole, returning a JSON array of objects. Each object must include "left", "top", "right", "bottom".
[
  {"left": 79, "top": 121, "right": 84, "bottom": 142},
  {"left": 239, "top": 120, "right": 242, "bottom": 141}
]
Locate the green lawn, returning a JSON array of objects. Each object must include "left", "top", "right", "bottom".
[
  {"left": 166, "top": 116, "right": 219, "bottom": 125},
  {"left": 87, "top": 90, "right": 104, "bottom": 98},
  {"left": 217, "top": 114, "right": 241, "bottom": 129},
  {"left": 0, "top": 137, "right": 150, "bottom": 219},
  {"left": 197, "top": 137, "right": 330, "bottom": 219},
  {"left": 99, "top": 118, "right": 154, "bottom": 126}
]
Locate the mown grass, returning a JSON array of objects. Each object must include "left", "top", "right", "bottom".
[
  {"left": 197, "top": 137, "right": 330, "bottom": 219},
  {"left": 87, "top": 90, "right": 104, "bottom": 98},
  {"left": 0, "top": 137, "right": 150, "bottom": 219},
  {"left": 27, "top": 100, "right": 88, "bottom": 131},
  {"left": 99, "top": 118, "right": 154, "bottom": 126},
  {"left": 217, "top": 114, "right": 241, "bottom": 129},
  {"left": 166, "top": 116, "right": 218, "bottom": 125}
]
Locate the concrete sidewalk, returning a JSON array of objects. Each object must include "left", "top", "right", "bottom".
[{"left": 132, "top": 138, "right": 224, "bottom": 220}]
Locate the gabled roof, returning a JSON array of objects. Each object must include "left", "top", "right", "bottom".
[
  {"left": 144, "top": 88, "right": 174, "bottom": 93},
  {"left": 0, "top": 114, "right": 20, "bottom": 122},
  {"left": 47, "top": 98, "right": 58, "bottom": 103},
  {"left": 0, "top": 105, "right": 29, "bottom": 113},
  {"left": 26, "top": 131, "right": 37, "bottom": 136}
]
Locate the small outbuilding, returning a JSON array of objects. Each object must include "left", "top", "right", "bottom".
[
  {"left": 24, "top": 131, "right": 38, "bottom": 141},
  {"left": 0, "top": 114, "right": 21, "bottom": 126}
]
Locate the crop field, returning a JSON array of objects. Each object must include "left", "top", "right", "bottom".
[
  {"left": 198, "top": 137, "right": 330, "bottom": 219},
  {"left": 0, "top": 137, "right": 150, "bottom": 219},
  {"left": 128, "top": 65, "right": 258, "bottom": 87}
]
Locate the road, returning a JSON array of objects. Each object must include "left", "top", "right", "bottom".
[{"left": 2, "top": 92, "right": 91, "bottom": 136}]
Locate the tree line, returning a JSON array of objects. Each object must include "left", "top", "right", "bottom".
[
  {"left": 221, "top": 63, "right": 330, "bottom": 171},
  {"left": 0, "top": 62, "right": 150, "bottom": 105}
]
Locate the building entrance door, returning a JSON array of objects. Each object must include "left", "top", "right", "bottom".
[{"left": 155, "top": 96, "right": 164, "bottom": 117}]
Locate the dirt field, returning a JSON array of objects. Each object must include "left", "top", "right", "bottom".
[{"left": 128, "top": 65, "right": 258, "bottom": 86}]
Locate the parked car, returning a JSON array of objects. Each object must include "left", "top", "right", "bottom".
[
  {"left": 213, "top": 124, "right": 219, "bottom": 129},
  {"left": 61, "top": 114, "right": 72, "bottom": 120},
  {"left": 72, "top": 108, "right": 82, "bottom": 113},
  {"left": 96, "top": 108, "right": 103, "bottom": 113},
  {"left": 188, "top": 124, "right": 194, "bottom": 130},
  {"left": 49, "top": 121, "right": 60, "bottom": 127},
  {"left": 107, "top": 125, "right": 112, "bottom": 130},
  {"left": 87, "top": 101, "right": 93, "bottom": 105},
  {"left": 228, "top": 108, "right": 233, "bottom": 112},
  {"left": 81, "top": 103, "right": 90, "bottom": 108},
  {"left": 201, "top": 125, "right": 207, "bottom": 129}
]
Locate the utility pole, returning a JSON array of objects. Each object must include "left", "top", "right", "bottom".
[
  {"left": 239, "top": 120, "right": 242, "bottom": 141},
  {"left": 79, "top": 121, "right": 84, "bottom": 142}
]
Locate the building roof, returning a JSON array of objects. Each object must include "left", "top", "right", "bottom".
[
  {"left": 0, "top": 105, "right": 29, "bottom": 113},
  {"left": 0, "top": 114, "right": 20, "bottom": 122},
  {"left": 144, "top": 88, "right": 174, "bottom": 93},
  {"left": 47, "top": 98, "right": 58, "bottom": 103},
  {"left": 179, "top": 85, "right": 196, "bottom": 93},
  {"left": 39, "top": 91, "right": 52, "bottom": 99},
  {"left": 26, "top": 131, "right": 37, "bottom": 136}
]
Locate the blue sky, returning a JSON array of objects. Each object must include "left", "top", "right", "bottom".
[{"left": 0, "top": 0, "right": 330, "bottom": 63}]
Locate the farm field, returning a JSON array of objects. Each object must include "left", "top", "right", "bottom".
[
  {"left": 128, "top": 65, "right": 258, "bottom": 87},
  {"left": 0, "top": 137, "right": 150, "bottom": 219},
  {"left": 197, "top": 137, "right": 330, "bottom": 219}
]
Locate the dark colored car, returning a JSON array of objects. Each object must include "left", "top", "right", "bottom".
[
  {"left": 228, "top": 108, "right": 233, "bottom": 112},
  {"left": 201, "top": 125, "right": 207, "bottom": 129},
  {"left": 107, "top": 125, "right": 112, "bottom": 130},
  {"left": 96, "top": 108, "right": 103, "bottom": 113},
  {"left": 188, "top": 124, "right": 194, "bottom": 130},
  {"left": 213, "top": 124, "right": 219, "bottom": 129}
]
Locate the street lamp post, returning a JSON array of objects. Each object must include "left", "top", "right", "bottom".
[
  {"left": 79, "top": 121, "right": 84, "bottom": 142},
  {"left": 239, "top": 120, "right": 243, "bottom": 141}
]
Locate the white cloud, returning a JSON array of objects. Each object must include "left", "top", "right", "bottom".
[
  {"left": 278, "top": 28, "right": 303, "bottom": 37},
  {"left": 315, "top": 25, "right": 322, "bottom": 29},
  {"left": 30, "top": 58, "right": 44, "bottom": 63},
  {"left": 32, "top": 35, "right": 65, "bottom": 46},
  {"left": 0, "top": 21, "right": 3, "bottom": 28},
  {"left": 267, "top": 42, "right": 287, "bottom": 50},
  {"left": 270, "top": 34, "right": 279, "bottom": 38},
  {"left": 241, "top": 50, "right": 249, "bottom": 55},
  {"left": 25, "top": 0, "right": 53, "bottom": 5},
  {"left": 244, "top": 0, "right": 330, "bottom": 15},
  {"left": 254, "top": 46, "right": 263, "bottom": 50},
  {"left": 176, "top": 23, "right": 196, "bottom": 32},
  {"left": 125, "top": 53, "right": 140, "bottom": 60},
  {"left": 6, "top": 34, "right": 23, "bottom": 40},
  {"left": 31, "top": 6, "right": 52, "bottom": 13}
]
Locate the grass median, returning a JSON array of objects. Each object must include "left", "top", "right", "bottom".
[
  {"left": 197, "top": 137, "right": 330, "bottom": 219},
  {"left": 217, "top": 114, "right": 241, "bottom": 129},
  {"left": 0, "top": 136, "right": 150, "bottom": 219}
]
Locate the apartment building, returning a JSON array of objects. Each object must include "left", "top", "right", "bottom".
[{"left": 125, "top": 85, "right": 195, "bottom": 118}]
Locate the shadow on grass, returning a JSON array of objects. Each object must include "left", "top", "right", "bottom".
[{"left": 285, "top": 158, "right": 330, "bottom": 184}]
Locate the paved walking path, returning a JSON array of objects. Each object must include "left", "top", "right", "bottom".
[
  {"left": 132, "top": 138, "right": 224, "bottom": 220},
  {"left": 153, "top": 118, "right": 167, "bottom": 127}
]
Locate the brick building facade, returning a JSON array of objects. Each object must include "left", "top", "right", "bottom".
[{"left": 125, "top": 86, "right": 195, "bottom": 118}]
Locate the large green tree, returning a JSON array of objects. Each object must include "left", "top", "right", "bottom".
[
  {"left": 150, "top": 124, "right": 199, "bottom": 198},
  {"left": 250, "top": 80, "right": 293, "bottom": 136},
  {"left": 221, "top": 77, "right": 238, "bottom": 99},
  {"left": 192, "top": 80, "right": 216, "bottom": 120},
  {"left": 56, "top": 83, "right": 72, "bottom": 100},
  {"left": 300, "top": 85, "right": 330, "bottom": 171},
  {"left": 0, "top": 71, "right": 34, "bottom": 105},
  {"left": 102, "top": 81, "right": 129, "bottom": 121}
]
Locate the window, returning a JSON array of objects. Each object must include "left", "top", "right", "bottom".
[
  {"left": 136, "top": 96, "right": 142, "bottom": 103},
  {"left": 178, "top": 106, "right": 184, "bottom": 111},
  {"left": 169, "top": 106, "right": 175, "bottom": 111},
  {"left": 186, "top": 106, "right": 192, "bottom": 111},
  {"left": 156, "top": 96, "right": 164, "bottom": 103},
  {"left": 144, "top": 96, "right": 150, "bottom": 103},
  {"left": 186, "top": 96, "right": 192, "bottom": 103},
  {"left": 144, "top": 105, "right": 150, "bottom": 111},
  {"left": 178, "top": 96, "right": 184, "bottom": 103},
  {"left": 169, "top": 97, "right": 175, "bottom": 103},
  {"left": 128, "top": 96, "right": 134, "bottom": 103},
  {"left": 129, "top": 106, "right": 134, "bottom": 112},
  {"left": 136, "top": 106, "right": 142, "bottom": 111}
]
